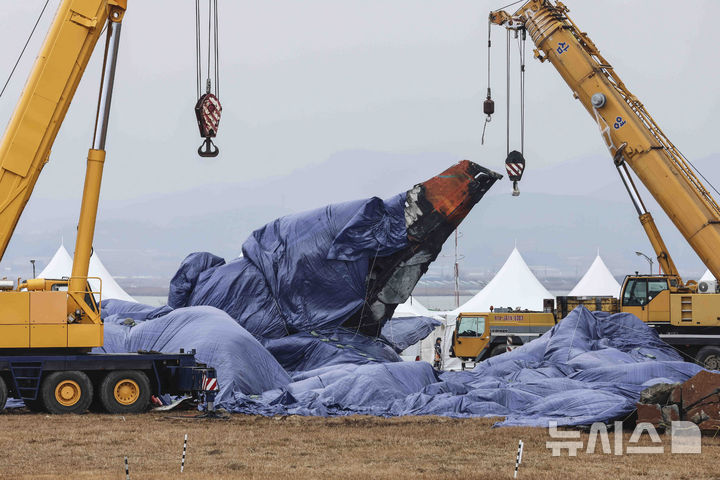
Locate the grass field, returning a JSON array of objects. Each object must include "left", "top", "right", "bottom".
[{"left": 0, "top": 411, "right": 719, "bottom": 479}]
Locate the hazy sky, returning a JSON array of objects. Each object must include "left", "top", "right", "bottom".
[{"left": 1, "top": 0, "right": 719, "bottom": 204}]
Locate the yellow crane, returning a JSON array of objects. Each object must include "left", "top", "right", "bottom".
[
  {"left": 489, "top": 0, "right": 720, "bottom": 368},
  {"left": 0, "top": 0, "right": 218, "bottom": 414}
]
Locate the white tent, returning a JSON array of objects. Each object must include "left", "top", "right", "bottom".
[
  {"left": 700, "top": 269, "right": 715, "bottom": 282},
  {"left": 38, "top": 244, "right": 73, "bottom": 279},
  {"left": 39, "top": 244, "right": 135, "bottom": 302},
  {"left": 449, "top": 247, "right": 552, "bottom": 315},
  {"left": 393, "top": 295, "right": 433, "bottom": 318},
  {"left": 88, "top": 252, "right": 136, "bottom": 302},
  {"left": 568, "top": 254, "right": 621, "bottom": 297},
  {"left": 438, "top": 247, "right": 552, "bottom": 371},
  {"left": 392, "top": 296, "right": 445, "bottom": 363}
]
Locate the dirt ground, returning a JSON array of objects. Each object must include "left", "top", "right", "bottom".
[{"left": 0, "top": 411, "right": 719, "bottom": 479}]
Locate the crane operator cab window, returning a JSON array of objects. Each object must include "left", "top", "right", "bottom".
[
  {"left": 457, "top": 316, "right": 486, "bottom": 337},
  {"left": 623, "top": 278, "right": 668, "bottom": 306}
]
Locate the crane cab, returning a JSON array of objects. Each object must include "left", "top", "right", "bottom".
[
  {"left": 452, "top": 314, "right": 491, "bottom": 363},
  {"left": 620, "top": 274, "right": 720, "bottom": 327},
  {"left": 620, "top": 275, "right": 676, "bottom": 324}
]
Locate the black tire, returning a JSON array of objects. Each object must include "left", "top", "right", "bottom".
[
  {"left": 99, "top": 370, "right": 151, "bottom": 414},
  {"left": 40, "top": 371, "right": 93, "bottom": 414},
  {"left": 0, "top": 377, "right": 7, "bottom": 412},
  {"left": 696, "top": 346, "right": 720, "bottom": 370},
  {"left": 490, "top": 344, "right": 509, "bottom": 358}
]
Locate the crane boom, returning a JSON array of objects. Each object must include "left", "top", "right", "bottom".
[
  {"left": 491, "top": 0, "right": 720, "bottom": 282},
  {"left": 0, "top": 0, "right": 124, "bottom": 263},
  {"left": 0, "top": 0, "right": 126, "bottom": 349}
]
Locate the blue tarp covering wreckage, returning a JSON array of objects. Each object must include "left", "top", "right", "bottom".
[
  {"left": 88, "top": 160, "right": 704, "bottom": 425},
  {"left": 98, "top": 302, "right": 702, "bottom": 426}
]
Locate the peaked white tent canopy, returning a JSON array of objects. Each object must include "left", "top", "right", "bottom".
[
  {"left": 449, "top": 247, "right": 552, "bottom": 315},
  {"left": 568, "top": 254, "right": 621, "bottom": 297},
  {"left": 700, "top": 269, "right": 715, "bottom": 282},
  {"left": 393, "top": 295, "right": 434, "bottom": 318},
  {"left": 39, "top": 244, "right": 135, "bottom": 302}
]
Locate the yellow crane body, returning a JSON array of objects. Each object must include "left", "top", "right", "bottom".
[
  {"left": 490, "top": 1, "right": 720, "bottom": 366},
  {"left": 0, "top": 0, "right": 218, "bottom": 416},
  {"left": 0, "top": 0, "right": 127, "bottom": 349},
  {"left": 493, "top": 1, "right": 720, "bottom": 281}
]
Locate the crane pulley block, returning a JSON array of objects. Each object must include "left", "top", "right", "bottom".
[
  {"left": 195, "top": 92, "right": 222, "bottom": 157},
  {"left": 505, "top": 150, "right": 525, "bottom": 181}
]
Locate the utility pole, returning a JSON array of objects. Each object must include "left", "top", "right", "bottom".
[{"left": 454, "top": 229, "right": 462, "bottom": 308}]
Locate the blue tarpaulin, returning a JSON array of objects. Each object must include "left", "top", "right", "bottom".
[
  {"left": 206, "top": 307, "right": 701, "bottom": 425},
  {"left": 86, "top": 165, "right": 703, "bottom": 425},
  {"left": 381, "top": 316, "right": 442, "bottom": 353},
  {"left": 96, "top": 304, "right": 291, "bottom": 403},
  {"left": 99, "top": 302, "right": 703, "bottom": 426},
  {"left": 167, "top": 195, "right": 408, "bottom": 339}
]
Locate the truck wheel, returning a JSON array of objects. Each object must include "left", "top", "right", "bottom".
[
  {"left": 696, "top": 346, "right": 720, "bottom": 370},
  {"left": 490, "top": 344, "right": 508, "bottom": 357},
  {"left": 99, "top": 371, "right": 151, "bottom": 414},
  {"left": 0, "top": 377, "right": 7, "bottom": 411},
  {"left": 40, "top": 371, "right": 93, "bottom": 414}
]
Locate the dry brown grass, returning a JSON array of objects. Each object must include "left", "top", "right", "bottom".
[{"left": 0, "top": 411, "right": 718, "bottom": 479}]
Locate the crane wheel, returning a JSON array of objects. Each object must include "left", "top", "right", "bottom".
[
  {"left": 489, "top": 344, "right": 509, "bottom": 358},
  {"left": 40, "top": 371, "right": 93, "bottom": 414},
  {"left": 99, "top": 371, "right": 151, "bottom": 414},
  {"left": 696, "top": 346, "right": 720, "bottom": 371},
  {"left": 0, "top": 377, "right": 7, "bottom": 412}
]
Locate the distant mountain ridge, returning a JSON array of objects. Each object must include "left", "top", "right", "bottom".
[{"left": 4, "top": 149, "right": 718, "bottom": 284}]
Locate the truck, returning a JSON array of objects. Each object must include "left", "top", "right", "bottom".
[
  {"left": 488, "top": 0, "right": 720, "bottom": 369},
  {"left": 451, "top": 297, "right": 618, "bottom": 369},
  {"left": 0, "top": 0, "right": 218, "bottom": 413}
]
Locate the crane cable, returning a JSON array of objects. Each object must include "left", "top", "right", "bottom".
[
  {"left": 517, "top": 27, "right": 526, "bottom": 155},
  {"left": 195, "top": 0, "right": 220, "bottom": 99},
  {"left": 506, "top": 29, "right": 510, "bottom": 156},
  {"left": 194, "top": 0, "right": 222, "bottom": 157},
  {"left": 481, "top": 19, "right": 493, "bottom": 145},
  {"left": 0, "top": 0, "right": 51, "bottom": 100}
]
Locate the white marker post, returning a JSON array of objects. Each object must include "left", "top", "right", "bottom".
[
  {"left": 514, "top": 440, "right": 524, "bottom": 478},
  {"left": 181, "top": 433, "right": 188, "bottom": 473},
  {"left": 124, "top": 456, "right": 129, "bottom": 480}
]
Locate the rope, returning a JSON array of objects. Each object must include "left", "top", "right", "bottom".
[
  {"left": 506, "top": 29, "right": 510, "bottom": 156},
  {"left": 0, "top": 0, "right": 51, "bottom": 100},
  {"left": 492, "top": 0, "right": 525, "bottom": 13},
  {"left": 481, "top": 19, "right": 492, "bottom": 145},
  {"left": 195, "top": 0, "right": 220, "bottom": 97},
  {"left": 213, "top": 0, "right": 220, "bottom": 99},
  {"left": 519, "top": 29, "right": 526, "bottom": 155},
  {"left": 352, "top": 242, "right": 383, "bottom": 341},
  {"left": 684, "top": 153, "right": 720, "bottom": 201},
  {"left": 195, "top": 0, "right": 201, "bottom": 98},
  {"left": 487, "top": 19, "right": 492, "bottom": 92},
  {"left": 206, "top": 0, "right": 211, "bottom": 90}
]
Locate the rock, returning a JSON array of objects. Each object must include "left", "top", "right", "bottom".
[
  {"left": 636, "top": 403, "right": 663, "bottom": 428},
  {"left": 662, "top": 404, "right": 680, "bottom": 424},
  {"left": 686, "top": 398, "right": 720, "bottom": 424},
  {"left": 670, "top": 384, "right": 682, "bottom": 405},
  {"left": 640, "top": 382, "right": 680, "bottom": 405},
  {"left": 681, "top": 370, "right": 720, "bottom": 409},
  {"left": 698, "top": 419, "right": 720, "bottom": 433},
  {"left": 687, "top": 408, "right": 710, "bottom": 425}
]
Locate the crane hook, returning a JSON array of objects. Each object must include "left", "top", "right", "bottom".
[{"left": 194, "top": 92, "right": 221, "bottom": 158}]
